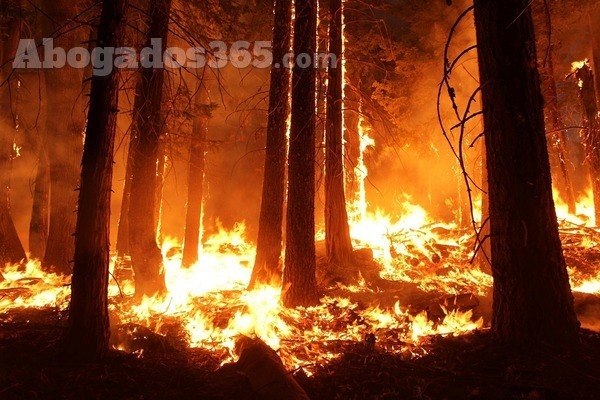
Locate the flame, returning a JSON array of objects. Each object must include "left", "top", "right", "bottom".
[
  {"left": 3, "top": 113, "right": 600, "bottom": 373},
  {"left": 554, "top": 187, "right": 596, "bottom": 227},
  {"left": 1, "top": 210, "right": 487, "bottom": 371}
]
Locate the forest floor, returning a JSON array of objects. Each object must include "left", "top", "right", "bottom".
[{"left": 1, "top": 308, "right": 600, "bottom": 400}]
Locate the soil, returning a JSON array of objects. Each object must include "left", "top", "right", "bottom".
[{"left": 1, "top": 308, "right": 599, "bottom": 400}]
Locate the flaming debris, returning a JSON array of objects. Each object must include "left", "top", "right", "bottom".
[{"left": 2, "top": 188, "right": 598, "bottom": 372}]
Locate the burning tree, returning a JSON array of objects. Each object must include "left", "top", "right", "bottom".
[
  {"left": 40, "top": 0, "right": 89, "bottom": 275},
  {"left": 325, "top": 0, "right": 354, "bottom": 269},
  {"left": 572, "top": 62, "right": 600, "bottom": 226},
  {"left": 474, "top": 0, "right": 579, "bottom": 345},
  {"left": 64, "top": 0, "right": 128, "bottom": 361},
  {"left": 128, "top": 0, "right": 172, "bottom": 298},
  {"left": 282, "top": 0, "right": 319, "bottom": 307},
  {"left": 248, "top": 0, "right": 292, "bottom": 289},
  {"left": 0, "top": 0, "right": 26, "bottom": 266},
  {"left": 532, "top": 0, "right": 577, "bottom": 215},
  {"left": 181, "top": 76, "right": 211, "bottom": 268}
]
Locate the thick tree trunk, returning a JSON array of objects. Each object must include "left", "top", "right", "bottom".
[
  {"left": 474, "top": 0, "right": 579, "bottom": 346},
  {"left": 63, "top": 0, "right": 127, "bottom": 361},
  {"left": 29, "top": 140, "right": 50, "bottom": 260},
  {"left": 41, "top": 1, "right": 88, "bottom": 274},
  {"left": 181, "top": 82, "right": 209, "bottom": 268},
  {"left": 0, "top": 0, "right": 27, "bottom": 265},
  {"left": 249, "top": 0, "right": 292, "bottom": 289},
  {"left": 128, "top": 0, "right": 171, "bottom": 298},
  {"left": 532, "top": 0, "right": 576, "bottom": 214},
  {"left": 573, "top": 64, "right": 600, "bottom": 226},
  {"left": 282, "top": 0, "right": 319, "bottom": 308},
  {"left": 325, "top": 0, "right": 353, "bottom": 268}
]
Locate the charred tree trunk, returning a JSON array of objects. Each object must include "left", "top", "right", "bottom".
[
  {"left": 474, "top": 0, "right": 579, "bottom": 346},
  {"left": 249, "top": 0, "right": 292, "bottom": 289},
  {"left": 128, "top": 0, "right": 171, "bottom": 298},
  {"left": 343, "top": 89, "right": 360, "bottom": 200},
  {"left": 282, "top": 0, "right": 319, "bottom": 308},
  {"left": 325, "top": 0, "right": 353, "bottom": 268},
  {"left": 116, "top": 135, "right": 134, "bottom": 257},
  {"left": 477, "top": 144, "right": 492, "bottom": 274},
  {"left": 532, "top": 0, "right": 576, "bottom": 214},
  {"left": 63, "top": 0, "right": 127, "bottom": 361},
  {"left": 41, "top": 1, "right": 88, "bottom": 274},
  {"left": 29, "top": 140, "right": 50, "bottom": 259},
  {"left": 181, "top": 83, "right": 209, "bottom": 268},
  {"left": 590, "top": 4, "right": 600, "bottom": 102},
  {"left": 154, "top": 140, "right": 166, "bottom": 244},
  {"left": 0, "top": 0, "right": 27, "bottom": 265},
  {"left": 573, "top": 64, "right": 600, "bottom": 225}
]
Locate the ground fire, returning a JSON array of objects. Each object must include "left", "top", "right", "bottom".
[{"left": 1, "top": 0, "right": 600, "bottom": 399}]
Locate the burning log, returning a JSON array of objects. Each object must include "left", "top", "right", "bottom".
[{"left": 229, "top": 336, "right": 309, "bottom": 400}]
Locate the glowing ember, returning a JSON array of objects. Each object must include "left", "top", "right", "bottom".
[{"left": 3, "top": 185, "right": 600, "bottom": 372}]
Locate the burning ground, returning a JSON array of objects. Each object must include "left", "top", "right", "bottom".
[{"left": 2, "top": 197, "right": 600, "bottom": 399}]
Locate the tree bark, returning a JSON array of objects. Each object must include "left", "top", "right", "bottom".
[
  {"left": 63, "top": 0, "right": 128, "bottom": 361},
  {"left": 41, "top": 1, "right": 88, "bottom": 274},
  {"left": 590, "top": 4, "right": 600, "bottom": 103},
  {"left": 29, "top": 139, "right": 50, "bottom": 260},
  {"left": 325, "top": 0, "right": 353, "bottom": 268},
  {"left": 128, "top": 0, "right": 171, "bottom": 298},
  {"left": 532, "top": 0, "right": 576, "bottom": 214},
  {"left": 116, "top": 133, "right": 135, "bottom": 257},
  {"left": 181, "top": 81, "right": 209, "bottom": 268},
  {"left": 343, "top": 89, "right": 361, "bottom": 200},
  {"left": 0, "top": 0, "right": 27, "bottom": 265},
  {"left": 249, "top": 0, "right": 292, "bottom": 289},
  {"left": 154, "top": 139, "right": 166, "bottom": 244},
  {"left": 282, "top": 0, "right": 319, "bottom": 308},
  {"left": 474, "top": 0, "right": 579, "bottom": 346},
  {"left": 573, "top": 64, "right": 600, "bottom": 225}
]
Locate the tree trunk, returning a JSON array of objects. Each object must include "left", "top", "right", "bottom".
[
  {"left": 343, "top": 89, "right": 360, "bottom": 201},
  {"left": 532, "top": 0, "right": 576, "bottom": 214},
  {"left": 325, "top": 0, "right": 353, "bottom": 268},
  {"left": 116, "top": 134, "right": 135, "bottom": 257},
  {"left": 477, "top": 144, "right": 492, "bottom": 275},
  {"left": 63, "top": 0, "right": 128, "bottom": 361},
  {"left": 29, "top": 139, "right": 50, "bottom": 260},
  {"left": 41, "top": 1, "right": 88, "bottom": 274},
  {"left": 128, "top": 0, "right": 171, "bottom": 298},
  {"left": 248, "top": 0, "right": 292, "bottom": 289},
  {"left": 0, "top": 0, "right": 27, "bottom": 265},
  {"left": 154, "top": 139, "right": 166, "bottom": 244},
  {"left": 473, "top": 0, "right": 579, "bottom": 346},
  {"left": 181, "top": 82, "right": 209, "bottom": 268},
  {"left": 590, "top": 4, "right": 600, "bottom": 102},
  {"left": 573, "top": 63, "right": 600, "bottom": 226},
  {"left": 282, "top": 0, "right": 319, "bottom": 308}
]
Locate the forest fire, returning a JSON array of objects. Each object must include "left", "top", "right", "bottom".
[
  {"left": 3, "top": 0, "right": 600, "bottom": 398},
  {"left": 2, "top": 190, "right": 600, "bottom": 373}
]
